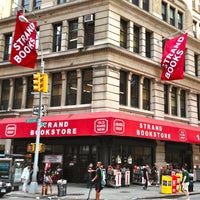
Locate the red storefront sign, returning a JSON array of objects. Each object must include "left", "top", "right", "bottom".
[{"left": 0, "top": 112, "right": 200, "bottom": 144}]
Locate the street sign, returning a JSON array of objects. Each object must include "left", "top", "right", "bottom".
[
  {"left": 32, "top": 105, "right": 46, "bottom": 116},
  {"left": 26, "top": 118, "right": 38, "bottom": 123},
  {"left": 41, "top": 122, "right": 47, "bottom": 127}
]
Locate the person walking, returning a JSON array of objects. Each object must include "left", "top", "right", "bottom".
[
  {"left": 21, "top": 163, "right": 31, "bottom": 193},
  {"left": 143, "top": 164, "right": 150, "bottom": 190},
  {"left": 87, "top": 163, "right": 95, "bottom": 188},
  {"left": 182, "top": 166, "right": 190, "bottom": 200},
  {"left": 92, "top": 161, "right": 103, "bottom": 200},
  {"left": 151, "top": 163, "right": 159, "bottom": 186},
  {"left": 44, "top": 168, "right": 53, "bottom": 195}
]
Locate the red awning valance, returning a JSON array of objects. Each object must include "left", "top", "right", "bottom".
[{"left": 0, "top": 112, "right": 200, "bottom": 144}]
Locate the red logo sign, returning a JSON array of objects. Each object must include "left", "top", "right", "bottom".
[
  {"left": 94, "top": 119, "right": 108, "bottom": 133},
  {"left": 179, "top": 129, "right": 187, "bottom": 141},
  {"left": 5, "top": 124, "right": 16, "bottom": 137},
  {"left": 114, "top": 119, "right": 124, "bottom": 134}
]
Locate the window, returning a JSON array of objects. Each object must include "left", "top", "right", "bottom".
[
  {"left": 131, "top": 74, "right": 139, "bottom": 108},
  {"left": 132, "top": 0, "right": 139, "bottom": 6},
  {"left": 171, "top": 87, "right": 177, "bottom": 115},
  {"left": 84, "top": 18, "right": 94, "bottom": 46},
  {"left": 33, "top": 0, "right": 41, "bottom": 10},
  {"left": 66, "top": 70, "right": 77, "bottom": 105},
  {"left": 51, "top": 72, "right": 62, "bottom": 107},
  {"left": 81, "top": 69, "right": 92, "bottom": 104},
  {"left": 133, "top": 26, "right": 140, "bottom": 53},
  {"left": 22, "top": 0, "right": 30, "bottom": 11},
  {"left": 178, "top": 11, "right": 183, "bottom": 30},
  {"left": 57, "top": 0, "right": 66, "bottom": 4},
  {"left": 197, "top": 95, "right": 200, "bottom": 121},
  {"left": 143, "top": 78, "right": 150, "bottom": 110},
  {"left": 170, "top": 7, "right": 175, "bottom": 26},
  {"left": 145, "top": 31, "right": 151, "bottom": 58},
  {"left": 143, "top": 0, "right": 149, "bottom": 12},
  {"left": 13, "top": 78, "right": 23, "bottom": 109},
  {"left": 195, "top": 54, "right": 198, "bottom": 77},
  {"left": 68, "top": 20, "right": 78, "bottom": 49},
  {"left": 53, "top": 24, "right": 62, "bottom": 52},
  {"left": 164, "top": 84, "right": 169, "bottom": 114},
  {"left": 120, "top": 19, "right": 127, "bottom": 48},
  {"left": 180, "top": 90, "right": 186, "bottom": 118},
  {"left": 193, "top": 20, "right": 197, "bottom": 38},
  {"left": 120, "top": 71, "right": 127, "bottom": 105},
  {"left": 26, "top": 76, "right": 33, "bottom": 108},
  {"left": 162, "top": 2, "right": 167, "bottom": 22},
  {"left": 4, "top": 34, "right": 12, "bottom": 60},
  {"left": 0, "top": 80, "right": 10, "bottom": 110}
]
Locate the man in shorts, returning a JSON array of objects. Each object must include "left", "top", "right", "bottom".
[
  {"left": 182, "top": 166, "right": 190, "bottom": 200},
  {"left": 92, "top": 161, "right": 103, "bottom": 200}
]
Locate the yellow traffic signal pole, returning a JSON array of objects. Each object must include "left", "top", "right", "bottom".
[{"left": 19, "top": 14, "right": 45, "bottom": 194}]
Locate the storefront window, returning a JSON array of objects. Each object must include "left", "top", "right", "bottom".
[
  {"left": 111, "top": 141, "right": 154, "bottom": 167},
  {"left": 165, "top": 142, "right": 192, "bottom": 170}
]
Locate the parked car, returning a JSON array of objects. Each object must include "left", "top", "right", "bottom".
[{"left": 0, "top": 181, "right": 12, "bottom": 198}]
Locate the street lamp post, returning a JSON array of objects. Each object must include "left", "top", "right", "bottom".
[{"left": 19, "top": 15, "right": 44, "bottom": 194}]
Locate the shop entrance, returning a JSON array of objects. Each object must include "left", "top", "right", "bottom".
[{"left": 165, "top": 142, "right": 192, "bottom": 170}]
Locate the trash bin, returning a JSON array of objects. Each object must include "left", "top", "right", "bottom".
[
  {"left": 57, "top": 179, "right": 67, "bottom": 197},
  {"left": 161, "top": 176, "right": 172, "bottom": 194}
]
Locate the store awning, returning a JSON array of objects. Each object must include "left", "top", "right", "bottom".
[{"left": 0, "top": 111, "right": 200, "bottom": 144}]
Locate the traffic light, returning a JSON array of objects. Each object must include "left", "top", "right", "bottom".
[
  {"left": 38, "top": 143, "right": 46, "bottom": 153},
  {"left": 27, "top": 143, "right": 35, "bottom": 153},
  {"left": 33, "top": 73, "right": 41, "bottom": 92},
  {"left": 40, "top": 73, "right": 48, "bottom": 93}
]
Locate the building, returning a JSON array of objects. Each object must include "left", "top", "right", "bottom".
[{"left": 0, "top": 0, "right": 200, "bottom": 183}]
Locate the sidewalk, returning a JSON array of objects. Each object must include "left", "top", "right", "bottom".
[{"left": 5, "top": 182, "right": 200, "bottom": 200}]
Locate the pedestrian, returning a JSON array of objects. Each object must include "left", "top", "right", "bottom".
[
  {"left": 151, "top": 163, "right": 159, "bottom": 186},
  {"left": 143, "top": 164, "right": 150, "bottom": 190},
  {"left": 87, "top": 163, "right": 95, "bottom": 188},
  {"left": 21, "top": 163, "right": 31, "bottom": 193},
  {"left": 92, "top": 161, "right": 103, "bottom": 200},
  {"left": 182, "top": 165, "right": 190, "bottom": 200},
  {"left": 44, "top": 168, "right": 53, "bottom": 195}
]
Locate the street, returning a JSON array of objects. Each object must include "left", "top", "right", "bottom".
[
  {"left": 2, "top": 194, "right": 200, "bottom": 200},
  {"left": 137, "top": 193, "right": 200, "bottom": 200}
]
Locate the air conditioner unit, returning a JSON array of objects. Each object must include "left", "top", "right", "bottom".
[
  {"left": 34, "top": 6, "right": 40, "bottom": 10},
  {"left": 84, "top": 14, "right": 93, "bottom": 23}
]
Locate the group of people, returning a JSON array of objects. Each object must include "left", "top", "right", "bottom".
[
  {"left": 142, "top": 163, "right": 191, "bottom": 200},
  {"left": 86, "top": 161, "right": 104, "bottom": 200},
  {"left": 20, "top": 161, "right": 191, "bottom": 200},
  {"left": 20, "top": 163, "right": 53, "bottom": 196}
]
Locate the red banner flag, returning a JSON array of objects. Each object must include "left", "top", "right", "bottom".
[
  {"left": 10, "top": 11, "right": 38, "bottom": 68},
  {"left": 160, "top": 33, "right": 188, "bottom": 81}
]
